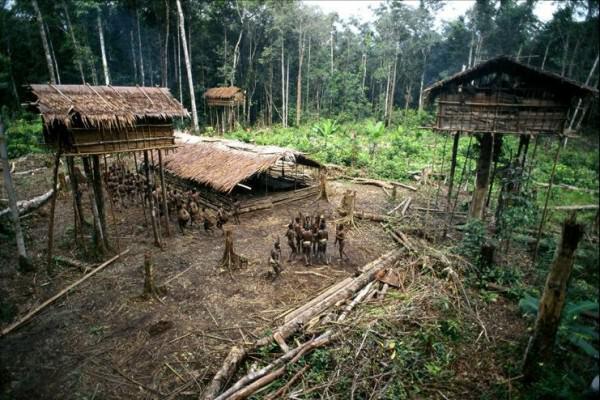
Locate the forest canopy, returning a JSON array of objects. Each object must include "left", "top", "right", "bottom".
[{"left": 0, "top": 0, "right": 598, "bottom": 129}]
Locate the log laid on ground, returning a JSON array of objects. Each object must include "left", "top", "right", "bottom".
[
  {"left": 202, "top": 249, "right": 403, "bottom": 400},
  {"left": 551, "top": 204, "right": 598, "bottom": 211},
  {"left": 534, "top": 181, "right": 598, "bottom": 194},
  {"left": 387, "top": 198, "right": 407, "bottom": 215},
  {"left": 52, "top": 256, "right": 94, "bottom": 272},
  {"left": 284, "top": 277, "right": 353, "bottom": 323},
  {"left": 13, "top": 166, "right": 47, "bottom": 176},
  {"left": 0, "top": 249, "right": 130, "bottom": 337},
  {"left": 339, "top": 208, "right": 389, "bottom": 223},
  {"left": 401, "top": 197, "right": 412, "bottom": 216},
  {"left": 272, "top": 249, "right": 403, "bottom": 345},
  {"left": 0, "top": 187, "right": 56, "bottom": 219}
]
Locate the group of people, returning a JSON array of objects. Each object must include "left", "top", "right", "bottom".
[
  {"left": 269, "top": 213, "right": 348, "bottom": 279},
  {"left": 173, "top": 189, "right": 241, "bottom": 235}
]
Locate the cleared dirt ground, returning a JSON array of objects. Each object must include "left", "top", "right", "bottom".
[{"left": 0, "top": 153, "right": 399, "bottom": 399}]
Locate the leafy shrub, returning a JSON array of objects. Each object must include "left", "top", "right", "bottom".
[{"left": 4, "top": 116, "right": 44, "bottom": 158}]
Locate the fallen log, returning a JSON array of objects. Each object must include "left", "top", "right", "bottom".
[
  {"left": 0, "top": 249, "right": 129, "bottom": 337},
  {"left": 401, "top": 197, "right": 412, "bottom": 216},
  {"left": 534, "top": 181, "right": 598, "bottom": 194},
  {"left": 0, "top": 187, "right": 56, "bottom": 219},
  {"left": 202, "top": 249, "right": 403, "bottom": 400},
  {"left": 387, "top": 198, "right": 407, "bottom": 215},
  {"left": 13, "top": 166, "right": 47, "bottom": 176},
  {"left": 272, "top": 249, "right": 403, "bottom": 344},
  {"left": 339, "top": 208, "right": 389, "bottom": 222},
  {"left": 284, "top": 277, "right": 353, "bottom": 323},
  {"left": 552, "top": 204, "right": 598, "bottom": 211},
  {"left": 52, "top": 256, "right": 95, "bottom": 273}
]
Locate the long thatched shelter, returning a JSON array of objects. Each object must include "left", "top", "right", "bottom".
[
  {"left": 204, "top": 86, "right": 245, "bottom": 133},
  {"left": 163, "top": 133, "right": 322, "bottom": 213},
  {"left": 26, "top": 84, "right": 189, "bottom": 257}
]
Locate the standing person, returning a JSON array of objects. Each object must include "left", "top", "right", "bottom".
[
  {"left": 317, "top": 221, "right": 329, "bottom": 264},
  {"left": 335, "top": 224, "right": 346, "bottom": 263},
  {"left": 269, "top": 238, "right": 282, "bottom": 279},
  {"left": 301, "top": 228, "right": 313, "bottom": 266},
  {"left": 285, "top": 223, "right": 297, "bottom": 261},
  {"left": 293, "top": 216, "right": 303, "bottom": 254}
]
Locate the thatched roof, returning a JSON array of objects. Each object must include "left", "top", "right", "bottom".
[
  {"left": 423, "top": 56, "right": 598, "bottom": 103},
  {"left": 163, "top": 132, "right": 321, "bottom": 193},
  {"left": 204, "top": 86, "right": 244, "bottom": 100},
  {"left": 26, "top": 84, "right": 189, "bottom": 129}
]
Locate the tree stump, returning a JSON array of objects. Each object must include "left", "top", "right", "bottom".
[
  {"left": 142, "top": 252, "right": 166, "bottom": 300},
  {"left": 220, "top": 229, "right": 248, "bottom": 273},
  {"left": 317, "top": 170, "right": 329, "bottom": 202},
  {"left": 522, "top": 213, "right": 584, "bottom": 382},
  {"left": 337, "top": 190, "right": 357, "bottom": 226}
]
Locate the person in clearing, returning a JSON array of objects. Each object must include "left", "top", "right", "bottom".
[
  {"left": 335, "top": 223, "right": 347, "bottom": 263},
  {"left": 285, "top": 223, "right": 297, "bottom": 261},
  {"left": 269, "top": 238, "right": 282, "bottom": 279},
  {"left": 301, "top": 227, "right": 313, "bottom": 266},
  {"left": 317, "top": 220, "right": 329, "bottom": 264}
]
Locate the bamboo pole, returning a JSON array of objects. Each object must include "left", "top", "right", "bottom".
[
  {"left": 0, "top": 249, "right": 130, "bottom": 337},
  {"left": 532, "top": 137, "right": 564, "bottom": 266},
  {"left": 446, "top": 131, "right": 460, "bottom": 211}
]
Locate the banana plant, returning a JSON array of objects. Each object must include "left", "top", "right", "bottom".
[
  {"left": 364, "top": 119, "right": 385, "bottom": 160},
  {"left": 311, "top": 119, "right": 339, "bottom": 150},
  {"left": 520, "top": 295, "right": 599, "bottom": 359}
]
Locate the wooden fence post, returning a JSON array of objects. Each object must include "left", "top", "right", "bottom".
[{"left": 522, "top": 213, "right": 584, "bottom": 382}]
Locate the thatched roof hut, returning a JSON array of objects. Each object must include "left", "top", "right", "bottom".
[
  {"left": 204, "top": 86, "right": 245, "bottom": 107},
  {"left": 163, "top": 133, "right": 321, "bottom": 194},
  {"left": 25, "top": 84, "right": 188, "bottom": 155},
  {"left": 423, "top": 56, "right": 598, "bottom": 136}
]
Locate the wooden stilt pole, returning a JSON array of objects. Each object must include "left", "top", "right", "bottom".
[
  {"left": 524, "top": 135, "right": 539, "bottom": 192},
  {"left": 469, "top": 133, "right": 493, "bottom": 220},
  {"left": 0, "top": 123, "right": 32, "bottom": 270},
  {"left": 445, "top": 136, "right": 473, "bottom": 237},
  {"left": 92, "top": 155, "right": 109, "bottom": 248},
  {"left": 83, "top": 157, "right": 106, "bottom": 254},
  {"left": 446, "top": 131, "right": 460, "bottom": 211},
  {"left": 144, "top": 150, "right": 161, "bottom": 247},
  {"left": 158, "top": 150, "right": 171, "bottom": 236},
  {"left": 46, "top": 147, "right": 62, "bottom": 271},
  {"left": 435, "top": 133, "right": 449, "bottom": 208},
  {"left": 532, "top": 137, "right": 564, "bottom": 265}
]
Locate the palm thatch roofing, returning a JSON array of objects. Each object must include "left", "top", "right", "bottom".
[
  {"left": 25, "top": 84, "right": 189, "bottom": 129},
  {"left": 163, "top": 132, "right": 321, "bottom": 193},
  {"left": 204, "top": 86, "right": 244, "bottom": 100},
  {"left": 423, "top": 56, "right": 598, "bottom": 103}
]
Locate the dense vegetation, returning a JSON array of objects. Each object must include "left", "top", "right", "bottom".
[{"left": 0, "top": 0, "right": 599, "bottom": 129}]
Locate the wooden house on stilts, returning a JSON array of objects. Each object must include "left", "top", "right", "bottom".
[
  {"left": 423, "top": 56, "right": 597, "bottom": 221},
  {"left": 25, "top": 84, "right": 189, "bottom": 255},
  {"left": 204, "top": 86, "right": 245, "bottom": 133}
]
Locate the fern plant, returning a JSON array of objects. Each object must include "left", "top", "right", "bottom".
[{"left": 519, "top": 295, "right": 599, "bottom": 359}]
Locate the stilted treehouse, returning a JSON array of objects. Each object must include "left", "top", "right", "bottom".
[
  {"left": 24, "top": 84, "right": 189, "bottom": 250},
  {"left": 163, "top": 132, "right": 323, "bottom": 213},
  {"left": 422, "top": 56, "right": 597, "bottom": 220},
  {"left": 204, "top": 86, "right": 245, "bottom": 133}
]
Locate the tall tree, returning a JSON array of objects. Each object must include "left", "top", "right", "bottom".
[
  {"left": 176, "top": 0, "right": 198, "bottom": 131},
  {"left": 97, "top": 7, "right": 110, "bottom": 85},
  {"left": 31, "top": 0, "right": 56, "bottom": 84}
]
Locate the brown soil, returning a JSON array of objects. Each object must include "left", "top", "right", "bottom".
[{"left": 0, "top": 154, "right": 396, "bottom": 399}]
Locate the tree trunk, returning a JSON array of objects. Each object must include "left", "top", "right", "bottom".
[
  {"left": 46, "top": 149, "right": 62, "bottom": 271},
  {"left": 32, "top": 0, "right": 56, "bottom": 84},
  {"left": 231, "top": 29, "right": 243, "bottom": 86},
  {"left": 470, "top": 133, "right": 493, "bottom": 220},
  {"left": 418, "top": 51, "right": 427, "bottom": 111},
  {"left": 296, "top": 30, "right": 305, "bottom": 126},
  {"left": 306, "top": 35, "right": 311, "bottom": 114},
  {"left": 144, "top": 151, "right": 161, "bottom": 247},
  {"left": 361, "top": 52, "right": 367, "bottom": 92},
  {"left": 97, "top": 12, "right": 110, "bottom": 85},
  {"left": 330, "top": 28, "right": 334, "bottom": 75},
  {"left": 62, "top": 2, "right": 85, "bottom": 84},
  {"left": 522, "top": 215, "right": 584, "bottom": 382},
  {"left": 0, "top": 124, "right": 31, "bottom": 270},
  {"left": 137, "top": 10, "right": 145, "bottom": 85},
  {"left": 130, "top": 30, "right": 138, "bottom": 84},
  {"left": 46, "top": 21, "right": 61, "bottom": 84},
  {"left": 176, "top": 0, "right": 199, "bottom": 131},
  {"left": 387, "top": 55, "right": 397, "bottom": 126},
  {"left": 161, "top": 0, "right": 170, "bottom": 87},
  {"left": 560, "top": 34, "right": 570, "bottom": 77},
  {"left": 280, "top": 32, "right": 286, "bottom": 127}
]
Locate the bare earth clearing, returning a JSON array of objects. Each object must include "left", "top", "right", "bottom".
[{"left": 0, "top": 153, "right": 529, "bottom": 399}]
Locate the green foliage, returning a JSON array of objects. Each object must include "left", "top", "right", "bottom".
[
  {"left": 457, "top": 219, "right": 487, "bottom": 264},
  {"left": 4, "top": 116, "right": 44, "bottom": 158},
  {"left": 519, "top": 295, "right": 599, "bottom": 359}
]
